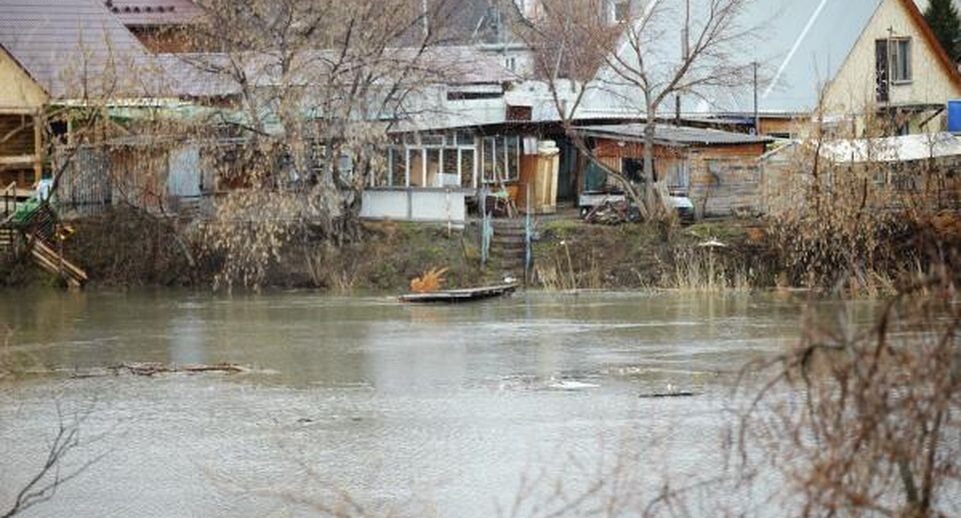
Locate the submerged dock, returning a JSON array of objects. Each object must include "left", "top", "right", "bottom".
[{"left": 399, "top": 283, "right": 518, "bottom": 303}]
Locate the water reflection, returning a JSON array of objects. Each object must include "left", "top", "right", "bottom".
[{"left": 0, "top": 289, "right": 882, "bottom": 517}]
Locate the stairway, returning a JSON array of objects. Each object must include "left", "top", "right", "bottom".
[
  {"left": 28, "top": 238, "right": 88, "bottom": 289},
  {"left": 1, "top": 202, "right": 88, "bottom": 288},
  {"left": 0, "top": 226, "right": 14, "bottom": 256},
  {"left": 490, "top": 218, "right": 529, "bottom": 275}
]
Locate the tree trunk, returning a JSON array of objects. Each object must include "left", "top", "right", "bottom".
[{"left": 643, "top": 103, "right": 660, "bottom": 219}]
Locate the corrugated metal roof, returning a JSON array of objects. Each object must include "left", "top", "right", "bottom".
[
  {"left": 732, "top": 0, "right": 882, "bottom": 115},
  {"left": 103, "top": 0, "right": 203, "bottom": 26},
  {"left": 0, "top": 0, "right": 158, "bottom": 98},
  {"left": 577, "top": 123, "right": 772, "bottom": 146},
  {"left": 584, "top": 0, "right": 886, "bottom": 117}
]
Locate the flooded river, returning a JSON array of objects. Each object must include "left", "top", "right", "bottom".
[{"left": 0, "top": 290, "right": 878, "bottom": 517}]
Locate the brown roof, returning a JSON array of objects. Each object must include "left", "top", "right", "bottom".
[
  {"left": 0, "top": 0, "right": 160, "bottom": 98},
  {"left": 103, "top": 0, "right": 203, "bottom": 27}
]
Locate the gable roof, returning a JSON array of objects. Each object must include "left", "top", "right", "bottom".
[
  {"left": 900, "top": 0, "right": 961, "bottom": 88},
  {"left": 735, "top": 0, "right": 881, "bottom": 115},
  {"left": 0, "top": 0, "right": 159, "bottom": 99},
  {"left": 719, "top": 0, "right": 961, "bottom": 114},
  {"left": 103, "top": 0, "right": 204, "bottom": 27},
  {"left": 583, "top": 0, "right": 961, "bottom": 118}
]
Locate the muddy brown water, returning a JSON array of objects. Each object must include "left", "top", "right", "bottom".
[{"left": 0, "top": 290, "right": 879, "bottom": 517}]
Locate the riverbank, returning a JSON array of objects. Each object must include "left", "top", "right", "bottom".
[{"left": 1, "top": 206, "right": 958, "bottom": 293}]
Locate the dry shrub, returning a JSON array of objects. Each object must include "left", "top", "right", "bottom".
[
  {"left": 664, "top": 246, "right": 751, "bottom": 293},
  {"left": 737, "top": 269, "right": 961, "bottom": 516},
  {"left": 764, "top": 126, "right": 936, "bottom": 292}
]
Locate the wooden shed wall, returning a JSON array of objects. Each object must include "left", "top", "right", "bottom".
[{"left": 591, "top": 137, "right": 766, "bottom": 217}]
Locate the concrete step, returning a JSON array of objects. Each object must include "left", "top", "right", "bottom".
[
  {"left": 495, "top": 254, "right": 527, "bottom": 265},
  {"left": 492, "top": 236, "right": 526, "bottom": 246},
  {"left": 493, "top": 228, "right": 527, "bottom": 238},
  {"left": 491, "top": 219, "right": 527, "bottom": 230}
]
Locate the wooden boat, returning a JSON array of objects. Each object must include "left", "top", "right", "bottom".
[{"left": 399, "top": 283, "right": 519, "bottom": 303}]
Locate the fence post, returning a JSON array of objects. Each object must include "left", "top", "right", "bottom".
[
  {"left": 524, "top": 182, "right": 533, "bottom": 286},
  {"left": 481, "top": 187, "right": 491, "bottom": 266}
]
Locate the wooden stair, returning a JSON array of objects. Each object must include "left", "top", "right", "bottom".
[
  {"left": 28, "top": 238, "right": 88, "bottom": 289},
  {"left": 491, "top": 219, "right": 529, "bottom": 274},
  {"left": 1, "top": 199, "right": 89, "bottom": 288},
  {"left": 0, "top": 227, "right": 14, "bottom": 255}
]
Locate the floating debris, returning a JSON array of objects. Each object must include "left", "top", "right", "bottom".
[
  {"left": 638, "top": 391, "right": 698, "bottom": 399},
  {"left": 63, "top": 362, "right": 251, "bottom": 379}
]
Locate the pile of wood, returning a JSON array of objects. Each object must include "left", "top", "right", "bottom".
[{"left": 583, "top": 200, "right": 640, "bottom": 225}]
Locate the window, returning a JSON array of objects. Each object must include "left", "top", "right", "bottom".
[
  {"left": 389, "top": 148, "right": 405, "bottom": 187},
  {"left": 483, "top": 137, "right": 496, "bottom": 182},
  {"left": 506, "top": 137, "right": 519, "bottom": 181},
  {"left": 890, "top": 38, "right": 912, "bottom": 83},
  {"left": 621, "top": 158, "right": 647, "bottom": 183},
  {"left": 507, "top": 105, "right": 532, "bottom": 121},
  {"left": 481, "top": 136, "right": 521, "bottom": 184},
  {"left": 447, "top": 90, "right": 504, "bottom": 101},
  {"left": 875, "top": 37, "right": 912, "bottom": 102},
  {"left": 425, "top": 149, "right": 441, "bottom": 187},
  {"left": 460, "top": 149, "right": 476, "bottom": 188},
  {"left": 379, "top": 132, "right": 479, "bottom": 189}
]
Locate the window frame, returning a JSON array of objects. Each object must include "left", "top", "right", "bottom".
[{"left": 890, "top": 37, "right": 912, "bottom": 84}]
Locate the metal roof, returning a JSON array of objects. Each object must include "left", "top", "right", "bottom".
[
  {"left": 0, "top": 0, "right": 158, "bottom": 98},
  {"left": 103, "top": 0, "right": 203, "bottom": 27},
  {"left": 584, "top": 0, "right": 888, "bottom": 117},
  {"left": 821, "top": 132, "right": 961, "bottom": 162},
  {"left": 733, "top": 0, "right": 882, "bottom": 115},
  {"left": 576, "top": 123, "right": 773, "bottom": 146},
  {"left": 156, "top": 45, "right": 516, "bottom": 98}
]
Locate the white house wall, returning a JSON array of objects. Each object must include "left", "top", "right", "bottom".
[
  {"left": 824, "top": 0, "right": 961, "bottom": 115},
  {"left": 360, "top": 189, "right": 467, "bottom": 225}
]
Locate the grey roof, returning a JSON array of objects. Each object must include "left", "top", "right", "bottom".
[
  {"left": 585, "top": 0, "right": 889, "bottom": 117},
  {"left": 729, "top": 0, "right": 883, "bottom": 115},
  {"left": 576, "top": 123, "right": 773, "bottom": 146},
  {"left": 437, "top": 0, "right": 497, "bottom": 45},
  {"left": 0, "top": 0, "right": 158, "bottom": 98},
  {"left": 158, "top": 45, "right": 516, "bottom": 98},
  {"left": 103, "top": 0, "right": 203, "bottom": 26}
]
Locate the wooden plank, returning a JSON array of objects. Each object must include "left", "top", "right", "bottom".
[
  {"left": 0, "top": 107, "right": 37, "bottom": 115},
  {"left": 32, "top": 239, "right": 87, "bottom": 281},
  {"left": 0, "top": 155, "right": 33, "bottom": 166},
  {"left": 400, "top": 284, "right": 518, "bottom": 303},
  {"left": 33, "top": 113, "right": 41, "bottom": 185}
]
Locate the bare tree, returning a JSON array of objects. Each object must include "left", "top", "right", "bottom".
[
  {"left": 159, "top": 0, "right": 467, "bottom": 288},
  {"left": 735, "top": 269, "right": 961, "bottom": 516},
  {"left": 1, "top": 406, "right": 94, "bottom": 518},
  {"left": 511, "top": 0, "right": 757, "bottom": 219}
]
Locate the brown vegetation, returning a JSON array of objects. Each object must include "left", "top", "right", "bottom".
[{"left": 735, "top": 269, "right": 961, "bottom": 515}]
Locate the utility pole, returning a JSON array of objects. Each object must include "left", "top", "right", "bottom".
[
  {"left": 753, "top": 61, "right": 760, "bottom": 135},
  {"left": 677, "top": 0, "right": 690, "bottom": 127},
  {"left": 422, "top": 0, "right": 429, "bottom": 38}
]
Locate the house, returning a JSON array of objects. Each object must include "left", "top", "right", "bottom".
[
  {"left": 0, "top": 0, "right": 156, "bottom": 191},
  {"left": 582, "top": 0, "right": 961, "bottom": 139},
  {"left": 741, "top": 0, "right": 961, "bottom": 137},
  {"left": 574, "top": 124, "right": 772, "bottom": 217}
]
